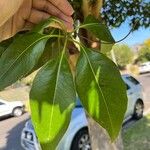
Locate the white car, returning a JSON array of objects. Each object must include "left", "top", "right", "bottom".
[
  {"left": 21, "top": 74, "right": 144, "bottom": 150},
  {"left": 139, "top": 61, "right": 150, "bottom": 74},
  {"left": 21, "top": 101, "right": 90, "bottom": 150},
  {"left": 122, "top": 74, "right": 144, "bottom": 121},
  {"left": 0, "top": 99, "right": 25, "bottom": 118}
]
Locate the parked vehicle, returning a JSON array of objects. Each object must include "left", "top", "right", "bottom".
[
  {"left": 139, "top": 61, "right": 150, "bottom": 74},
  {"left": 21, "top": 74, "right": 144, "bottom": 150},
  {"left": 122, "top": 74, "right": 144, "bottom": 120},
  {"left": 21, "top": 101, "right": 90, "bottom": 150},
  {"left": 0, "top": 99, "right": 25, "bottom": 118}
]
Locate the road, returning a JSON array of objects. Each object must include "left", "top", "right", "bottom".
[
  {"left": 138, "top": 73, "right": 150, "bottom": 112},
  {"left": 0, "top": 114, "right": 29, "bottom": 150},
  {"left": 138, "top": 73, "right": 150, "bottom": 98},
  {"left": 0, "top": 73, "right": 150, "bottom": 150}
]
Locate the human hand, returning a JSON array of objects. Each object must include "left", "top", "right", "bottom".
[{"left": 0, "top": 0, "right": 74, "bottom": 40}]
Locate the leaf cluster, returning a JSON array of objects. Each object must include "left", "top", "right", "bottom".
[
  {"left": 111, "top": 44, "right": 134, "bottom": 67},
  {"left": 0, "top": 16, "right": 127, "bottom": 150}
]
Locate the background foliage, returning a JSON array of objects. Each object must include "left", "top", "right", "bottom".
[
  {"left": 102, "top": 0, "right": 150, "bottom": 30},
  {"left": 69, "top": 0, "right": 150, "bottom": 30},
  {"left": 137, "top": 45, "right": 150, "bottom": 63},
  {"left": 110, "top": 44, "right": 134, "bottom": 67}
]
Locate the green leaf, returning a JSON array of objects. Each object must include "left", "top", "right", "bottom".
[
  {"left": 101, "top": 42, "right": 114, "bottom": 54},
  {"left": 82, "top": 15, "right": 115, "bottom": 43},
  {"left": 0, "top": 46, "right": 5, "bottom": 56},
  {"left": 32, "top": 17, "right": 62, "bottom": 34},
  {"left": 75, "top": 47, "right": 127, "bottom": 141},
  {"left": 0, "top": 38, "right": 13, "bottom": 51},
  {"left": 0, "top": 32, "right": 50, "bottom": 90},
  {"left": 30, "top": 54, "right": 76, "bottom": 149},
  {"left": 0, "top": 34, "right": 22, "bottom": 56},
  {"left": 34, "top": 39, "right": 59, "bottom": 68},
  {"left": 31, "top": 17, "right": 55, "bottom": 33},
  {"left": 26, "top": 30, "right": 64, "bottom": 77},
  {"left": 32, "top": 31, "right": 63, "bottom": 71}
]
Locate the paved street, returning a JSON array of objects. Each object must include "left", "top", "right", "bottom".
[
  {"left": 138, "top": 73, "right": 150, "bottom": 112},
  {"left": 0, "top": 113, "right": 29, "bottom": 150},
  {"left": 138, "top": 73, "right": 150, "bottom": 101},
  {"left": 0, "top": 73, "right": 150, "bottom": 150}
]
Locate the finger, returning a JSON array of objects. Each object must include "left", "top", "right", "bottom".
[
  {"left": 24, "top": 21, "right": 35, "bottom": 30},
  {"left": 33, "top": 0, "right": 73, "bottom": 24},
  {"left": 27, "top": 8, "right": 50, "bottom": 24},
  {"left": 65, "top": 22, "right": 74, "bottom": 32},
  {"left": 48, "top": 0, "right": 74, "bottom": 16},
  {"left": 27, "top": 9, "right": 73, "bottom": 32},
  {"left": 50, "top": 22, "right": 73, "bottom": 32}
]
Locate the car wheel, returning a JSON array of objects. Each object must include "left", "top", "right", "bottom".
[
  {"left": 133, "top": 100, "right": 144, "bottom": 120},
  {"left": 13, "top": 107, "right": 23, "bottom": 117},
  {"left": 71, "top": 128, "right": 91, "bottom": 150}
]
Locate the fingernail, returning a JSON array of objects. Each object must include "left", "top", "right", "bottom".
[
  {"left": 68, "top": 5, "right": 74, "bottom": 15},
  {"left": 67, "top": 24, "right": 74, "bottom": 32},
  {"left": 70, "top": 8, "right": 74, "bottom": 15}
]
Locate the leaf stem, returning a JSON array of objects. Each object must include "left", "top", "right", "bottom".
[
  {"left": 73, "top": 23, "right": 98, "bottom": 33},
  {"left": 69, "top": 37, "right": 114, "bottom": 135},
  {"left": 48, "top": 17, "right": 67, "bottom": 33},
  {"left": 48, "top": 36, "right": 68, "bottom": 137}
]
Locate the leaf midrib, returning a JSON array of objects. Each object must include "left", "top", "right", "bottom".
[
  {"left": 80, "top": 23, "right": 104, "bottom": 29},
  {"left": 82, "top": 48, "right": 114, "bottom": 136},
  {"left": 80, "top": 22, "right": 115, "bottom": 42},
  {"left": 48, "top": 40, "right": 67, "bottom": 139},
  {"left": 0, "top": 35, "right": 50, "bottom": 81}
]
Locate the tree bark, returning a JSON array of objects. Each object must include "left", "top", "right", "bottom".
[
  {"left": 88, "top": 117, "right": 124, "bottom": 150},
  {"left": 69, "top": 1, "right": 124, "bottom": 150}
]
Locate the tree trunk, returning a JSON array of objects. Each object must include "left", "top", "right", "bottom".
[
  {"left": 88, "top": 117, "right": 124, "bottom": 150},
  {"left": 69, "top": 1, "right": 124, "bottom": 150},
  {"left": 69, "top": 52, "right": 124, "bottom": 150}
]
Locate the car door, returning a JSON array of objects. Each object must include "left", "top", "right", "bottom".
[
  {"left": 125, "top": 83, "right": 136, "bottom": 118},
  {"left": 0, "top": 101, "right": 11, "bottom": 117},
  {"left": 124, "top": 83, "right": 134, "bottom": 118},
  {"left": 122, "top": 75, "right": 143, "bottom": 119}
]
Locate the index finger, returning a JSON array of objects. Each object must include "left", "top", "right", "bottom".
[{"left": 48, "top": 0, "right": 74, "bottom": 16}]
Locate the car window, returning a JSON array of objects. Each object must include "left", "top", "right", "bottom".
[
  {"left": 0, "top": 102, "right": 4, "bottom": 105},
  {"left": 126, "top": 84, "right": 130, "bottom": 90},
  {"left": 140, "top": 64, "right": 146, "bottom": 67},
  {"left": 126, "top": 76, "right": 139, "bottom": 85},
  {"left": 75, "top": 100, "right": 83, "bottom": 108}
]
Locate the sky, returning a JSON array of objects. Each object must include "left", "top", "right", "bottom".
[{"left": 111, "top": 22, "right": 150, "bottom": 46}]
